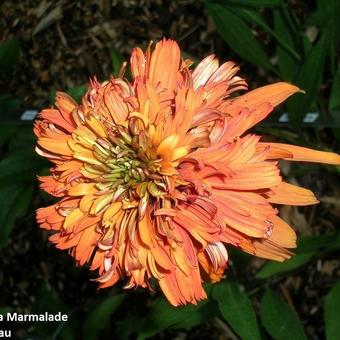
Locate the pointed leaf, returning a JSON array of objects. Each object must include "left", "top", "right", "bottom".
[
  {"left": 227, "top": 6, "right": 300, "bottom": 64},
  {"left": 110, "top": 46, "right": 124, "bottom": 78},
  {"left": 329, "top": 67, "right": 340, "bottom": 125},
  {"left": 0, "top": 184, "right": 33, "bottom": 248},
  {"left": 171, "top": 301, "right": 219, "bottom": 330},
  {"left": 0, "top": 37, "right": 20, "bottom": 73},
  {"left": 260, "top": 289, "right": 307, "bottom": 340},
  {"left": 307, "top": 0, "right": 340, "bottom": 52},
  {"left": 137, "top": 297, "right": 209, "bottom": 340},
  {"left": 256, "top": 252, "right": 314, "bottom": 279},
  {"left": 257, "top": 233, "right": 339, "bottom": 278},
  {"left": 67, "top": 85, "right": 86, "bottom": 104},
  {"left": 274, "top": 9, "right": 300, "bottom": 81},
  {"left": 205, "top": 1, "right": 273, "bottom": 71},
  {"left": 212, "top": 279, "right": 261, "bottom": 340},
  {"left": 83, "top": 294, "right": 126, "bottom": 340},
  {"left": 324, "top": 282, "right": 340, "bottom": 340},
  {"left": 226, "top": 0, "right": 282, "bottom": 6},
  {"left": 0, "top": 150, "right": 45, "bottom": 185},
  {"left": 287, "top": 34, "right": 327, "bottom": 127},
  {"left": 32, "top": 283, "right": 74, "bottom": 340}
]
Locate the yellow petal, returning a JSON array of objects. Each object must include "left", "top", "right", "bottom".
[
  {"left": 103, "top": 202, "right": 122, "bottom": 223},
  {"left": 171, "top": 146, "right": 189, "bottom": 161},
  {"left": 157, "top": 134, "right": 178, "bottom": 157},
  {"left": 64, "top": 208, "right": 83, "bottom": 230}
]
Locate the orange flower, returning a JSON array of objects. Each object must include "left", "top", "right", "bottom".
[{"left": 35, "top": 39, "right": 340, "bottom": 306}]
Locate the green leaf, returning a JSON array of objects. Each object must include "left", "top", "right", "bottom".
[
  {"left": 0, "top": 150, "right": 45, "bottom": 185},
  {"left": 0, "top": 124, "right": 18, "bottom": 145},
  {"left": 0, "top": 306, "right": 12, "bottom": 315},
  {"left": 50, "top": 86, "right": 87, "bottom": 105},
  {"left": 309, "top": 0, "right": 340, "bottom": 73},
  {"left": 256, "top": 252, "right": 314, "bottom": 279},
  {"left": 205, "top": 1, "right": 274, "bottom": 71},
  {"left": 171, "top": 301, "right": 218, "bottom": 330},
  {"left": 50, "top": 89, "right": 57, "bottom": 105},
  {"left": 274, "top": 8, "right": 300, "bottom": 81},
  {"left": 296, "top": 233, "right": 337, "bottom": 253},
  {"left": 212, "top": 279, "right": 261, "bottom": 340},
  {"left": 307, "top": 0, "right": 340, "bottom": 53},
  {"left": 110, "top": 46, "right": 124, "bottom": 78},
  {"left": 137, "top": 297, "right": 209, "bottom": 340},
  {"left": 329, "top": 67, "right": 340, "bottom": 125},
  {"left": 227, "top": 6, "right": 300, "bottom": 63},
  {"left": 224, "top": 0, "right": 282, "bottom": 7},
  {"left": 32, "top": 283, "right": 75, "bottom": 340},
  {"left": 287, "top": 34, "right": 327, "bottom": 127},
  {"left": 256, "top": 233, "right": 339, "bottom": 279},
  {"left": 324, "top": 282, "right": 340, "bottom": 340},
  {"left": 260, "top": 289, "right": 307, "bottom": 340},
  {"left": 115, "top": 315, "right": 143, "bottom": 339},
  {"left": 8, "top": 125, "right": 36, "bottom": 151},
  {"left": 0, "top": 184, "right": 33, "bottom": 248},
  {"left": 67, "top": 85, "right": 86, "bottom": 104},
  {"left": 0, "top": 93, "right": 21, "bottom": 111},
  {"left": 82, "top": 294, "right": 125, "bottom": 340},
  {"left": 0, "top": 37, "right": 20, "bottom": 73}
]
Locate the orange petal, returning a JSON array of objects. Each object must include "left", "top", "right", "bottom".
[
  {"left": 38, "top": 135, "right": 73, "bottom": 156},
  {"left": 39, "top": 109, "right": 75, "bottom": 132},
  {"left": 226, "top": 82, "right": 301, "bottom": 116},
  {"left": 55, "top": 91, "right": 77, "bottom": 113},
  {"left": 68, "top": 183, "right": 97, "bottom": 196},
  {"left": 251, "top": 239, "right": 294, "bottom": 262},
  {"left": 209, "top": 162, "right": 281, "bottom": 190},
  {"left": 266, "top": 181, "right": 319, "bottom": 206},
  {"left": 256, "top": 143, "right": 293, "bottom": 160},
  {"left": 130, "top": 47, "right": 146, "bottom": 79},
  {"left": 269, "top": 215, "right": 297, "bottom": 249},
  {"left": 55, "top": 92, "right": 78, "bottom": 127},
  {"left": 259, "top": 143, "right": 340, "bottom": 165},
  {"left": 149, "top": 39, "right": 180, "bottom": 92}
]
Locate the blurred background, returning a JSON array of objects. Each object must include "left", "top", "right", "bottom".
[{"left": 0, "top": 0, "right": 339, "bottom": 339}]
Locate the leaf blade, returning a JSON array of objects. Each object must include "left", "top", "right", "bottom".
[
  {"left": 212, "top": 279, "right": 261, "bottom": 340},
  {"left": 205, "top": 1, "right": 273, "bottom": 71},
  {"left": 287, "top": 34, "right": 327, "bottom": 127},
  {"left": 0, "top": 37, "right": 20, "bottom": 73},
  {"left": 82, "top": 294, "right": 126, "bottom": 340},
  {"left": 324, "top": 282, "right": 340, "bottom": 340},
  {"left": 260, "top": 289, "right": 307, "bottom": 340}
]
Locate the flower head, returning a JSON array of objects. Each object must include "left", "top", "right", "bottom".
[{"left": 35, "top": 39, "right": 340, "bottom": 306}]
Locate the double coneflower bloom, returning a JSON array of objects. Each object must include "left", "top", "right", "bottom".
[{"left": 35, "top": 39, "right": 340, "bottom": 306}]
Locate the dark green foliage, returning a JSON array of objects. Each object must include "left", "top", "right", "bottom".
[
  {"left": 82, "top": 294, "right": 126, "bottom": 340},
  {"left": 212, "top": 279, "right": 261, "bottom": 340},
  {"left": 324, "top": 282, "right": 340, "bottom": 340},
  {"left": 205, "top": 0, "right": 340, "bottom": 128},
  {"left": 0, "top": 37, "right": 20, "bottom": 73},
  {"left": 205, "top": 1, "right": 274, "bottom": 72},
  {"left": 260, "top": 289, "right": 307, "bottom": 340}
]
